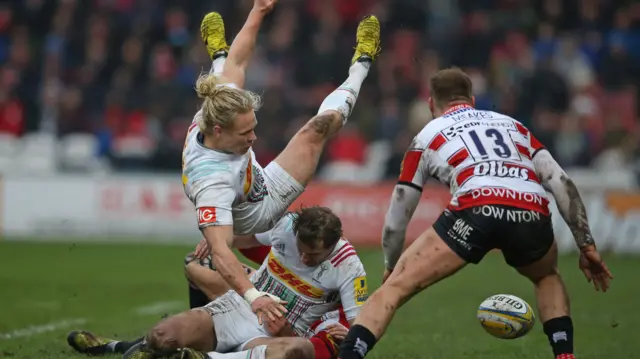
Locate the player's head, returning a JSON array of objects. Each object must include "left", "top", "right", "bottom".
[
  {"left": 428, "top": 68, "right": 476, "bottom": 117},
  {"left": 292, "top": 206, "right": 343, "bottom": 267},
  {"left": 195, "top": 73, "right": 262, "bottom": 154}
]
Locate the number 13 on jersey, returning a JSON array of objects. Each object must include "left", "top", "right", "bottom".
[{"left": 465, "top": 128, "right": 518, "bottom": 161}]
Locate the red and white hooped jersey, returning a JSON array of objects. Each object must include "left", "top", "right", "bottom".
[{"left": 399, "top": 104, "right": 550, "bottom": 215}]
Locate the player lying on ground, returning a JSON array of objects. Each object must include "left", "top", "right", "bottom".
[
  {"left": 179, "top": 0, "right": 380, "bottom": 327},
  {"left": 68, "top": 207, "right": 367, "bottom": 359},
  {"left": 66, "top": 246, "right": 273, "bottom": 357},
  {"left": 337, "top": 68, "right": 613, "bottom": 359}
]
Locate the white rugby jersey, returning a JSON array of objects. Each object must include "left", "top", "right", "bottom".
[
  {"left": 250, "top": 213, "right": 368, "bottom": 337},
  {"left": 182, "top": 110, "right": 269, "bottom": 235},
  {"left": 399, "top": 104, "right": 550, "bottom": 214}
]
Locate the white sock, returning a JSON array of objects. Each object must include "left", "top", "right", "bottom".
[
  {"left": 207, "top": 345, "right": 267, "bottom": 359},
  {"left": 317, "top": 61, "right": 371, "bottom": 125},
  {"left": 106, "top": 341, "right": 119, "bottom": 352},
  {"left": 210, "top": 54, "right": 227, "bottom": 76}
]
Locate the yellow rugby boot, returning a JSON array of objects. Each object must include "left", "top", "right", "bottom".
[
  {"left": 200, "top": 12, "right": 230, "bottom": 60},
  {"left": 67, "top": 330, "right": 117, "bottom": 355},
  {"left": 351, "top": 15, "right": 381, "bottom": 64},
  {"left": 122, "top": 341, "right": 155, "bottom": 359}
]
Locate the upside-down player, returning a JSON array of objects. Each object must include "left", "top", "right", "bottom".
[
  {"left": 69, "top": 207, "right": 368, "bottom": 359},
  {"left": 179, "top": 0, "right": 380, "bottom": 329},
  {"left": 337, "top": 68, "right": 613, "bottom": 359}
]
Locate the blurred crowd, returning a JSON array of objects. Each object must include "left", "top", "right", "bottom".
[{"left": 1, "top": 0, "right": 640, "bottom": 181}]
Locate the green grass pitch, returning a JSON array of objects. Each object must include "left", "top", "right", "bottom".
[{"left": 0, "top": 241, "right": 636, "bottom": 359}]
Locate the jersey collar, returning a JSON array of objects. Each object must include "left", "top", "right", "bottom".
[{"left": 442, "top": 104, "right": 474, "bottom": 116}]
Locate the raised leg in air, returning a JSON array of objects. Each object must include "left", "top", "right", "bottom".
[{"left": 273, "top": 15, "right": 381, "bottom": 186}]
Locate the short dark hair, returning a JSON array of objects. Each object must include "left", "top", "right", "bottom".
[
  {"left": 292, "top": 206, "right": 343, "bottom": 249},
  {"left": 429, "top": 68, "right": 473, "bottom": 108}
]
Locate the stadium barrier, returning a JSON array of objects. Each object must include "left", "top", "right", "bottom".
[{"left": 1, "top": 174, "right": 639, "bottom": 253}]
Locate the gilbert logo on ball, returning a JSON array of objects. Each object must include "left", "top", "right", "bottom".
[{"left": 477, "top": 294, "right": 535, "bottom": 339}]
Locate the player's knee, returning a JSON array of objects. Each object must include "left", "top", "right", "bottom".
[
  {"left": 184, "top": 261, "right": 199, "bottom": 283},
  {"left": 147, "top": 322, "right": 180, "bottom": 351},
  {"left": 269, "top": 338, "right": 314, "bottom": 359},
  {"left": 301, "top": 112, "right": 341, "bottom": 143}
]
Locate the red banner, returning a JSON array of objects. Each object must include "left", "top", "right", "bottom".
[{"left": 288, "top": 183, "right": 451, "bottom": 245}]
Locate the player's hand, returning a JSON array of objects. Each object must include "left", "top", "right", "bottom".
[
  {"left": 326, "top": 323, "right": 349, "bottom": 343},
  {"left": 578, "top": 245, "right": 613, "bottom": 292},
  {"left": 250, "top": 295, "right": 288, "bottom": 325},
  {"left": 253, "top": 0, "right": 277, "bottom": 14},
  {"left": 382, "top": 268, "right": 393, "bottom": 284},
  {"left": 263, "top": 314, "right": 290, "bottom": 336},
  {"left": 194, "top": 238, "right": 211, "bottom": 259}
]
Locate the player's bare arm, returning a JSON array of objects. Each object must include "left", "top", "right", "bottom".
[
  {"left": 534, "top": 150, "right": 594, "bottom": 249},
  {"left": 203, "top": 225, "right": 288, "bottom": 322},
  {"left": 202, "top": 225, "right": 256, "bottom": 294},
  {"left": 382, "top": 144, "right": 428, "bottom": 280},
  {"left": 381, "top": 184, "right": 421, "bottom": 278},
  {"left": 221, "top": 0, "right": 276, "bottom": 87},
  {"left": 233, "top": 234, "right": 264, "bottom": 249},
  {"left": 533, "top": 149, "right": 613, "bottom": 291},
  {"left": 193, "top": 234, "right": 264, "bottom": 260}
]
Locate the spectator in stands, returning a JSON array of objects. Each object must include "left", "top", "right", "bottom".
[{"left": 0, "top": 0, "right": 638, "bottom": 186}]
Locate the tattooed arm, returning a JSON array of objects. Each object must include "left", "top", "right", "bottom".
[
  {"left": 532, "top": 149, "right": 596, "bottom": 249},
  {"left": 382, "top": 185, "right": 422, "bottom": 269},
  {"left": 382, "top": 145, "right": 429, "bottom": 269}
]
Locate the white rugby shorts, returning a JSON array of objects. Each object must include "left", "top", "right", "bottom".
[
  {"left": 196, "top": 290, "right": 270, "bottom": 352},
  {"left": 233, "top": 161, "right": 305, "bottom": 235}
]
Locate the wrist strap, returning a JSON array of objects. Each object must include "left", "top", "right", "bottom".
[{"left": 244, "top": 288, "right": 263, "bottom": 304}]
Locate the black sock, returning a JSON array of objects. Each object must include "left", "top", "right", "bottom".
[
  {"left": 113, "top": 337, "right": 144, "bottom": 353},
  {"left": 188, "top": 285, "right": 210, "bottom": 309},
  {"left": 543, "top": 316, "right": 574, "bottom": 357},
  {"left": 337, "top": 324, "right": 377, "bottom": 359}
]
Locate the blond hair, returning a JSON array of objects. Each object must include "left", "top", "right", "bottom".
[{"left": 194, "top": 73, "right": 262, "bottom": 134}]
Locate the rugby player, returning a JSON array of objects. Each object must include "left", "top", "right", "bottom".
[
  {"left": 337, "top": 68, "right": 613, "bottom": 359},
  {"left": 68, "top": 206, "right": 368, "bottom": 359},
  {"left": 180, "top": 0, "right": 380, "bottom": 327}
]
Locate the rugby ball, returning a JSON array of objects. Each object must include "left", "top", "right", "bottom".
[{"left": 477, "top": 294, "right": 535, "bottom": 339}]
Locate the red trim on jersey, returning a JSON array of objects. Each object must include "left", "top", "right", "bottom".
[
  {"left": 331, "top": 244, "right": 356, "bottom": 267},
  {"left": 455, "top": 167, "right": 476, "bottom": 187},
  {"left": 398, "top": 150, "right": 422, "bottom": 183},
  {"left": 238, "top": 246, "right": 271, "bottom": 265},
  {"left": 515, "top": 122, "right": 528, "bottom": 136},
  {"left": 516, "top": 143, "right": 531, "bottom": 160},
  {"left": 309, "top": 335, "right": 336, "bottom": 359},
  {"left": 530, "top": 134, "right": 544, "bottom": 151},
  {"left": 447, "top": 148, "right": 470, "bottom": 167},
  {"left": 450, "top": 188, "right": 550, "bottom": 215},
  {"left": 333, "top": 252, "right": 356, "bottom": 267},
  {"left": 442, "top": 104, "right": 474, "bottom": 115},
  {"left": 427, "top": 133, "right": 447, "bottom": 151}
]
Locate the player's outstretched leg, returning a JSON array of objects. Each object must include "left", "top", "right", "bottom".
[
  {"left": 185, "top": 10, "right": 232, "bottom": 310},
  {"left": 67, "top": 330, "right": 143, "bottom": 355},
  {"left": 161, "top": 336, "right": 314, "bottom": 359},
  {"left": 515, "top": 241, "right": 576, "bottom": 359},
  {"left": 201, "top": 12, "right": 230, "bottom": 76},
  {"left": 337, "top": 227, "right": 468, "bottom": 359},
  {"left": 272, "top": 15, "right": 381, "bottom": 186}
]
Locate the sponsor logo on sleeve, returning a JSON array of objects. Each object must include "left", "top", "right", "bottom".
[{"left": 197, "top": 207, "right": 217, "bottom": 226}]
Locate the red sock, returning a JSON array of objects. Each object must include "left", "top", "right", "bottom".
[
  {"left": 238, "top": 246, "right": 271, "bottom": 265},
  {"left": 309, "top": 330, "right": 338, "bottom": 359},
  {"left": 556, "top": 354, "right": 576, "bottom": 359}
]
